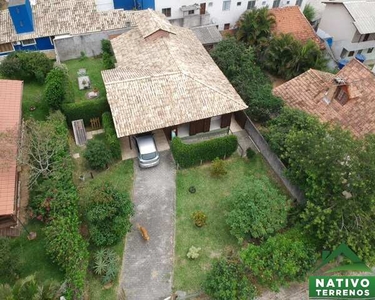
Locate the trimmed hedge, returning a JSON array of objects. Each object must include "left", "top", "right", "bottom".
[
  {"left": 171, "top": 135, "right": 238, "bottom": 168},
  {"left": 102, "top": 112, "right": 121, "bottom": 160},
  {"left": 62, "top": 98, "right": 110, "bottom": 126}
]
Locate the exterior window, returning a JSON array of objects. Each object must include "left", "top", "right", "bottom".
[
  {"left": 363, "top": 34, "right": 370, "bottom": 42},
  {"left": 162, "top": 8, "right": 171, "bottom": 17},
  {"left": 262, "top": 1, "right": 267, "bottom": 5},
  {"left": 296, "top": 0, "right": 303, "bottom": 6},
  {"left": 348, "top": 50, "right": 355, "bottom": 57},
  {"left": 208, "top": 2, "right": 213, "bottom": 6},
  {"left": 21, "top": 38, "right": 36, "bottom": 46},
  {"left": 368, "top": 47, "right": 374, "bottom": 53},
  {"left": 0, "top": 42, "right": 14, "bottom": 54},
  {"left": 335, "top": 87, "right": 348, "bottom": 105},
  {"left": 273, "top": 0, "right": 281, "bottom": 7},
  {"left": 188, "top": 9, "right": 195, "bottom": 14},
  {"left": 222, "top": 0, "right": 231, "bottom": 10},
  {"left": 237, "top": 1, "right": 242, "bottom": 5},
  {"left": 224, "top": 23, "right": 230, "bottom": 30},
  {"left": 357, "top": 49, "right": 363, "bottom": 55},
  {"left": 340, "top": 48, "right": 348, "bottom": 58},
  {"left": 247, "top": 0, "right": 255, "bottom": 8},
  {"left": 286, "top": 0, "right": 290, "bottom": 3}
]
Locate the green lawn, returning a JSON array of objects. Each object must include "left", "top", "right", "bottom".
[
  {"left": 22, "top": 82, "right": 50, "bottom": 121},
  {"left": 174, "top": 155, "right": 282, "bottom": 293},
  {"left": 0, "top": 221, "right": 64, "bottom": 285},
  {"left": 64, "top": 57, "right": 106, "bottom": 102}
]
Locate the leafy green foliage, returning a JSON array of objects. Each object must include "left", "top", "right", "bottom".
[
  {"left": 171, "top": 135, "right": 238, "bottom": 168},
  {"left": 0, "top": 51, "right": 53, "bottom": 83},
  {"left": 0, "top": 238, "right": 20, "bottom": 282},
  {"left": 203, "top": 258, "right": 256, "bottom": 300},
  {"left": 102, "top": 112, "right": 121, "bottom": 160},
  {"left": 226, "top": 175, "right": 288, "bottom": 243},
  {"left": 192, "top": 211, "right": 207, "bottom": 227},
  {"left": 93, "top": 249, "right": 119, "bottom": 284},
  {"left": 84, "top": 139, "right": 112, "bottom": 170},
  {"left": 86, "top": 184, "right": 134, "bottom": 247},
  {"left": 101, "top": 40, "right": 115, "bottom": 69},
  {"left": 211, "top": 38, "right": 283, "bottom": 121},
  {"left": 303, "top": 4, "right": 316, "bottom": 23},
  {"left": 241, "top": 229, "right": 317, "bottom": 290},
  {"left": 101, "top": 40, "right": 113, "bottom": 56},
  {"left": 264, "top": 34, "right": 327, "bottom": 80},
  {"left": 246, "top": 148, "right": 256, "bottom": 159},
  {"left": 43, "top": 67, "right": 72, "bottom": 110},
  {"left": 61, "top": 98, "right": 110, "bottom": 126},
  {"left": 210, "top": 158, "right": 227, "bottom": 177},
  {"left": 186, "top": 246, "right": 201, "bottom": 259}
]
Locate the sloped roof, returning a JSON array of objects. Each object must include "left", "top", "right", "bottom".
[
  {"left": 270, "top": 6, "right": 325, "bottom": 49},
  {"left": 102, "top": 9, "right": 247, "bottom": 137},
  {"left": 273, "top": 59, "right": 375, "bottom": 137},
  {"left": 344, "top": 1, "right": 375, "bottom": 34},
  {"left": 0, "top": 0, "right": 135, "bottom": 44},
  {"left": 191, "top": 24, "right": 223, "bottom": 45},
  {"left": 0, "top": 80, "right": 23, "bottom": 216}
]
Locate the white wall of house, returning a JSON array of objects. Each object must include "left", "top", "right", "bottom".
[
  {"left": 155, "top": 0, "right": 306, "bottom": 30},
  {"left": 319, "top": 3, "right": 375, "bottom": 63}
]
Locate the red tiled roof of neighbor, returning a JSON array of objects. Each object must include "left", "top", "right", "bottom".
[
  {"left": 0, "top": 80, "right": 23, "bottom": 216},
  {"left": 270, "top": 6, "right": 325, "bottom": 49},
  {"left": 273, "top": 59, "right": 375, "bottom": 137}
]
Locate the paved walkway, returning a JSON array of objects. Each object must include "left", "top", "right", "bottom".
[{"left": 120, "top": 151, "right": 176, "bottom": 300}]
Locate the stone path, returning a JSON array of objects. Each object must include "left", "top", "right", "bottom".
[{"left": 120, "top": 151, "right": 176, "bottom": 300}]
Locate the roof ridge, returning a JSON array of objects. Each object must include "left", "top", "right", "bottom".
[
  {"left": 102, "top": 70, "right": 181, "bottom": 84},
  {"left": 336, "top": 58, "right": 375, "bottom": 80}
]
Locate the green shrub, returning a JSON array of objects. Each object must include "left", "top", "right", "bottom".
[
  {"left": 241, "top": 229, "right": 317, "bottom": 290},
  {"left": 226, "top": 175, "right": 288, "bottom": 243},
  {"left": 192, "top": 211, "right": 207, "bottom": 227},
  {"left": 84, "top": 139, "right": 112, "bottom": 170},
  {"left": 246, "top": 148, "right": 256, "bottom": 159},
  {"left": 0, "top": 51, "right": 53, "bottom": 83},
  {"left": 187, "top": 246, "right": 201, "bottom": 260},
  {"left": 102, "top": 112, "right": 121, "bottom": 160},
  {"left": 61, "top": 98, "right": 110, "bottom": 126},
  {"left": 101, "top": 39, "right": 113, "bottom": 56},
  {"left": 102, "top": 52, "right": 115, "bottom": 70},
  {"left": 0, "top": 238, "right": 20, "bottom": 282},
  {"left": 93, "top": 249, "right": 119, "bottom": 284},
  {"left": 203, "top": 258, "right": 256, "bottom": 300},
  {"left": 210, "top": 157, "right": 227, "bottom": 177},
  {"left": 171, "top": 135, "right": 238, "bottom": 168},
  {"left": 43, "top": 68, "right": 69, "bottom": 110},
  {"left": 86, "top": 184, "right": 134, "bottom": 247}
]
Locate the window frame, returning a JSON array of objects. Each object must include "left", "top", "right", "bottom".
[
  {"left": 237, "top": 1, "right": 242, "bottom": 6},
  {"left": 224, "top": 23, "right": 230, "bottom": 30},
  {"left": 0, "top": 42, "right": 15, "bottom": 54},
  {"left": 161, "top": 7, "right": 171, "bottom": 17},
  {"left": 21, "top": 38, "right": 36, "bottom": 46},
  {"left": 348, "top": 50, "right": 355, "bottom": 57},
  {"left": 273, "top": 0, "right": 281, "bottom": 8},
  {"left": 367, "top": 47, "right": 374, "bottom": 54},
  {"left": 335, "top": 87, "right": 349, "bottom": 105},
  {"left": 222, "top": 0, "right": 231, "bottom": 11},
  {"left": 188, "top": 9, "right": 195, "bottom": 14},
  {"left": 247, "top": 0, "right": 255, "bottom": 9}
]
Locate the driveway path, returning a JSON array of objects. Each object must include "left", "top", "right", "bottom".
[{"left": 121, "top": 151, "right": 176, "bottom": 300}]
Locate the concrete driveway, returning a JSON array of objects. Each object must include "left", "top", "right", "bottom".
[{"left": 120, "top": 151, "right": 176, "bottom": 300}]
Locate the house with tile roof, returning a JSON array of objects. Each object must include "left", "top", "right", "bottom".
[
  {"left": 318, "top": 0, "right": 375, "bottom": 64},
  {"left": 270, "top": 6, "right": 325, "bottom": 49},
  {"left": 101, "top": 9, "right": 247, "bottom": 155},
  {"left": 0, "top": 79, "right": 23, "bottom": 236},
  {"left": 273, "top": 58, "right": 375, "bottom": 137}
]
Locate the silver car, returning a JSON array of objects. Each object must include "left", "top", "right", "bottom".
[{"left": 134, "top": 133, "right": 160, "bottom": 168}]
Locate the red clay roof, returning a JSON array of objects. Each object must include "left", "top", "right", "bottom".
[
  {"left": 273, "top": 59, "right": 375, "bottom": 137},
  {"left": 270, "top": 6, "right": 325, "bottom": 49},
  {"left": 0, "top": 80, "right": 23, "bottom": 216}
]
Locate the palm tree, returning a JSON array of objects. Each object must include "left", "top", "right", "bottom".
[
  {"left": 303, "top": 4, "right": 316, "bottom": 23},
  {"left": 236, "top": 7, "right": 276, "bottom": 50}
]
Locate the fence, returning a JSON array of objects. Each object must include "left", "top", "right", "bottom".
[{"left": 239, "top": 112, "right": 305, "bottom": 204}]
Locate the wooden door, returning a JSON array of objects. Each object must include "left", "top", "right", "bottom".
[
  {"left": 220, "top": 113, "right": 232, "bottom": 128},
  {"left": 200, "top": 3, "right": 206, "bottom": 15}
]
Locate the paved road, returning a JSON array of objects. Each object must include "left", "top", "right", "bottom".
[{"left": 120, "top": 151, "right": 176, "bottom": 300}]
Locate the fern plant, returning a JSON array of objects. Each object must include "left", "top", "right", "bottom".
[{"left": 93, "top": 249, "right": 119, "bottom": 284}]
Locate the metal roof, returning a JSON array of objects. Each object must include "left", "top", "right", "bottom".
[
  {"left": 344, "top": 1, "right": 375, "bottom": 34},
  {"left": 191, "top": 24, "right": 223, "bottom": 45}
]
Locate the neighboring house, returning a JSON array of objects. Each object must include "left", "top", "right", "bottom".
[
  {"left": 273, "top": 59, "right": 375, "bottom": 137},
  {"left": 270, "top": 6, "right": 324, "bottom": 49},
  {"left": 101, "top": 10, "right": 247, "bottom": 148},
  {"left": 190, "top": 24, "right": 223, "bottom": 50},
  {"left": 0, "top": 80, "right": 23, "bottom": 237},
  {"left": 318, "top": 0, "right": 375, "bottom": 64},
  {"left": 0, "top": 0, "right": 135, "bottom": 61}
]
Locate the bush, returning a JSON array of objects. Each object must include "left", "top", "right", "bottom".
[
  {"left": 61, "top": 98, "right": 110, "bottom": 126},
  {"left": 246, "top": 148, "right": 256, "bottom": 159},
  {"left": 203, "top": 258, "right": 256, "bottom": 300},
  {"left": 93, "top": 249, "right": 119, "bottom": 284},
  {"left": 0, "top": 238, "right": 20, "bottom": 282},
  {"left": 0, "top": 51, "right": 53, "bottom": 83},
  {"left": 84, "top": 139, "right": 112, "bottom": 170},
  {"left": 226, "top": 175, "right": 288, "bottom": 243},
  {"left": 43, "top": 68, "right": 70, "bottom": 110},
  {"left": 241, "top": 229, "right": 317, "bottom": 291},
  {"left": 102, "top": 52, "right": 115, "bottom": 69},
  {"left": 86, "top": 184, "right": 134, "bottom": 247},
  {"left": 171, "top": 135, "right": 238, "bottom": 168},
  {"left": 101, "top": 39, "right": 113, "bottom": 56},
  {"left": 102, "top": 112, "right": 121, "bottom": 160},
  {"left": 192, "top": 211, "right": 207, "bottom": 227},
  {"left": 187, "top": 246, "right": 201, "bottom": 260},
  {"left": 210, "top": 157, "right": 227, "bottom": 177}
]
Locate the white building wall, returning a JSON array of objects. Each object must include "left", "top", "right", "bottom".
[{"left": 155, "top": 0, "right": 306, "bottom": 30}]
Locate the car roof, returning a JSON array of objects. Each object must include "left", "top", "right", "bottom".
[{"left": 135, "top": 135, "right": 157, "bottom": 154}]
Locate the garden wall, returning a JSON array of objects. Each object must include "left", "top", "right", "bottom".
[{"left": 54, "top": 28, "right": 131, "bottom": 62}]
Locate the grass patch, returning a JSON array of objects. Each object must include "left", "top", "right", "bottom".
[
  {"left": 0, "top": 221, "right": 64, "bottom": 285},
  {"left": 22, "top": 82, "right": 50, "bottom": 121},
  {"left": 174, "top": 155, "right": 282, "bottom": 293},
  {"left": 64, "top": 57, "right": 106, "bottom": 102}
]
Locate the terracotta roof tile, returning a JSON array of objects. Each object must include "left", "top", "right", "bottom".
[
  {"left": 0, "top": 80, "right": 22, "bottom": 216},
  {"left": 270, "top": 6, "right": 325, "bottom": 49}
]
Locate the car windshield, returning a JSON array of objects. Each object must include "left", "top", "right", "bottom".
[{"left": 141, "top": 152, "right": 157, "bottom": 160}]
